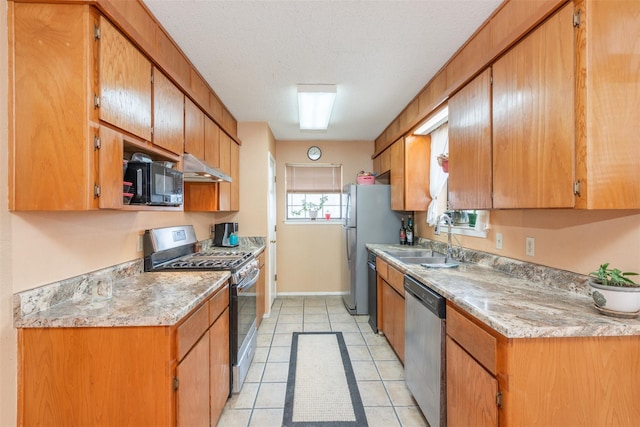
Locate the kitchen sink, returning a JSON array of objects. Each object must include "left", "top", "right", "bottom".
[
  {"left": 383, "top": 249, "right": 442, "bottom": 258},
  {"left": 395, "top": 256, "right": 447, "bottom": 264}
]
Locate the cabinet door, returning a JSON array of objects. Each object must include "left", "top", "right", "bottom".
[
  {"left": 403, "top": 135, "right": 430, "bottom": 211},
  {"left": 381, "top": 280, "right": 394, "bottom": 344},
  {"left": 184, "top": 97, "right": 205, "bottom": 158},
  {"left": 210, "top": 307, "right": 230, "bottom": 425},
  {"left": 446, "top": 336, "right": 498, "bottom": 427},
  {"left": 448, "top": 68, "right": 493, "bottom": 209},
  {"left": 230, "top": 141, "right": 240, "bottom": 211},
  {"left": 392, "top": 287, "right": 405, "bottom": 362},
  {"left": 153, "top": 68, "right": 184, "bottom": 155},
  {"left": 204, "top": 116, "right": 221, "bottom": 166},
  {"left": 95, "top": 125, "right": 124, "bottom": 209},
  {"left": 390, "top": 138, "right": 405, "bottom": 211},
  {"left": 218, "top": 133, "right": 233, "bottom": 211},
  {"left": 577, "top": 0, "right": 640, "bottom": 208},
  {"left": 99, "top": 17, "right": 152, "bottom": 141},
  {"left": 11, "top": 3, "right": 98, "bottom": 211},
  {"left": 177, "top": 332, "right": 210, "bottom": 427},
  {"left": 492, "top": 4, "right": 575, "bottom": 208}
]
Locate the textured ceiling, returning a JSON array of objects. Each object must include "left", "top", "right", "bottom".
[{"left": 143, "top": 0, "right": 502, "bottom": 141}]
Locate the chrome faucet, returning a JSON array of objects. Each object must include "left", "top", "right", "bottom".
[{"left": 434, "top": 213, "right": 454, "bottom": 261}]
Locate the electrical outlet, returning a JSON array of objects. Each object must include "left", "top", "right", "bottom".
[
  {"left": 525, "top": 237, "right": 535, "bottom": 256},
  {"left": 137, "top": 235, "right": 144, "bottom": 252},
  {"left": 496, "top": 233, "right": 503, "bottom": 250}
]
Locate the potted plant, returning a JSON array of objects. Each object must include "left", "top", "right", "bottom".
[
  {"left": 589, "top": 263, "right": 640, "bottom": 316},
  {"left": 292, "top": 196, "right": 328, "bottom": 220}
]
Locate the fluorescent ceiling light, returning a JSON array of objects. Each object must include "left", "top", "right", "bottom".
[
  {"left": 297, "top": 84, "right": 337, "bottom": 131},
  {"left": 414, "top": 106, "right": 449, "bottom": 135}
]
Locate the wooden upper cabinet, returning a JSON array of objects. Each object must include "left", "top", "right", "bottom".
[
  {"left": 448, "top": 68, "right": 493, "bottom": 210},
  {"left": 390, "top": 138, "right": 405, "bottom": 211},
  {"left": 204, "top": 117, "right": 221, "bottom": 166},
  {"left": 390, "top": 136, "right": 431, "bottom": 211},
  {"left": 574, "top": 0, "right": 640, "bottom": 209},
  {"left": 11, "top": 3, "right": 98, "bottom": 210},
  {"left": 184, "top": 97, "right": 205, "bottom": 158},
  {"left": 152, "top": 68, "right": 184, "bottom": 155},
  {"left": 218, "top": 139, "right": 239, "bottom": 212},
  {"left": 98, "top": 17, "right": 152, "bottom": 141},
  {"left": 492, "top": 4, "right": 575, "bottom": 209}
]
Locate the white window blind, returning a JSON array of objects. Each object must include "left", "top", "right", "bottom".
[{"left": 285, "top": 164, "right": 342, "bottom": 193}]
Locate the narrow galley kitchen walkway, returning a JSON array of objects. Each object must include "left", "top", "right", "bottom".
[{"left": 217, "top": 296, "right": 428, "bottom": 427}]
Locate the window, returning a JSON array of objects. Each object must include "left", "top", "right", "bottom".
[{"left": 285, "top": 164, "right": 342, "bottom": 220}]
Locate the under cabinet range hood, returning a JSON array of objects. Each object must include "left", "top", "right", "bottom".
[{"left": 182, "top": 153, "right": 232, "bottom": 183}]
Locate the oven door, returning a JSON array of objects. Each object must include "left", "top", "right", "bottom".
[
  {"left": 231, "top": 267, "right": 260, "bottom": 393},
  {"left": 235, "top": 268, "right": 259, "bottom": 354}
]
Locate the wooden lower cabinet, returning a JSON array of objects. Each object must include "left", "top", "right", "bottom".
[
  {"left": 379, "top": 272, "right": 405, "bottom": 363},
  {"left": 446, "top": 336, "right": 498, "bottom": 427},
  {"left": 447, "top": 302, "right": 640, "bottom": 426},
  {"left": 17, "top": 284, "right": 230, "bottom": 426}
]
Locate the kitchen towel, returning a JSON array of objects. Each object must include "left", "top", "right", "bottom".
[{"left": 283, "top": 332, "right": 368, "bottom": 426}]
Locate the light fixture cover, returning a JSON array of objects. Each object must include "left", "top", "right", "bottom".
[
  {"left": 297, "top": 84, "right": 337, "bottom": 130},
  {"left": 414, "top": 106, "right": 449, "bottom": 135}
]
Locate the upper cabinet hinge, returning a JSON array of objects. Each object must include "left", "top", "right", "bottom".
[
  {"left": 573, "top": 10, "right": 581, "bottom": 28},
  {"left": 173, "top": 377, "right": 179, "bottom": 391},
  {"left": 94, "top": 184, "right": 101, "bottom": 198},
  {"left": 573, "top": 180, "right": 582, "bottom": 196},
  {"left": 93, "top": 94, "right": 100, "bottom": 109},
  {"left": 496, "top": 391, "right": 503, "bottom": 408},
  {"left": 94, "top": 135, "right": 101, "bottom": 150},
  {"left": 150, "top": 71, "right": 154, "bottom": 84},
  {"left": 94, "top": 25, "right": 101, "bottom": 40}
]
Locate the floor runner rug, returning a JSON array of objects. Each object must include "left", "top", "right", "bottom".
[{"left": 283, "top": 332, "right": 368, "bottom": 426}]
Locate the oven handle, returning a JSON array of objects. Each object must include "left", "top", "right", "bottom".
[{"left": 236, "top": 268, "right": 260, "bottom": 292}]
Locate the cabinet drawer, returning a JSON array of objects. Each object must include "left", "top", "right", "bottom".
[
  {"left": 387, "top": 265, "right": 404, "bottom": 296},
  {"left": 209, "top": 284, "right": 230, "bottom": 325},
  {"left": 446, "top": 305, "right": 497, "bottom": 375},
  {"left": 376, "top": 258, "right": 389, "bottom": 281},
  {"left": 177, "top": 303, "right": 209, "bottom": 361}
]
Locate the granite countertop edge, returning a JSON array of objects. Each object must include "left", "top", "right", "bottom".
[{"left": 367, "top": 243, "right": 640, "bottom": 339}]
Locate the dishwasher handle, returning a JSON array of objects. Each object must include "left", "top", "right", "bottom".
[{"left": 404, "top": 274, "right": 446, "bottom": 319}]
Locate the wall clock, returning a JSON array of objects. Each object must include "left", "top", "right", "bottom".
[{"left": 307, "top": 146, "right": 322, "bottom": 161}]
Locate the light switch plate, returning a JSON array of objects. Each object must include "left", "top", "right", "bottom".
[
  {"left": 496, "top": 233, "right": 503, "bottom": 250},
  {"left": 525, "top": 237, "right": 535, "bottom": 256}
]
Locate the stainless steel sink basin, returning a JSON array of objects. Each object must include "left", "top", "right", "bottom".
[
  {"left": 383, "top": 249, "right": 442, "bottom": 258},
  {"left": 395, "top": 256, "right": 447, "bottom": 264}
]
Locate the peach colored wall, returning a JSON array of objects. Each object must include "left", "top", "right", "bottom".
[
  {"left": 275, "top": 140, "right": 374, "bottom": 294},
  {"left": 415, "top": 209, "right": 640, "bottom": 274},
  {"left": 237, "top": 122, "right": 275, "bottom": 309}
]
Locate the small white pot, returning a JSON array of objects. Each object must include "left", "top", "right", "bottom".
[{"left": 590, "top": 281, "right": 640, "bottom": 313}]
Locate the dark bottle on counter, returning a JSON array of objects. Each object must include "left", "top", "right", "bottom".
[
  {"left": 399, "top": 218, "right": 407, "bottom": 245},
  {"left": 406, "top": 217, "right": 414, "bottom": 246}
]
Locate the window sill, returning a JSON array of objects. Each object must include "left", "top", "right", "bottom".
[{"left": 284, "top": 219, "right": 343, "bottom": 225}]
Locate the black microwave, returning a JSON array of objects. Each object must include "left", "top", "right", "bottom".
[{"left": 124, "top": 162, "right": 183, "bottom": 206}]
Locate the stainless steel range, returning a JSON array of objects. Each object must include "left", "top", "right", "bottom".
[{"left": 143, "top": 225, "right": 259, "bottom": 394}]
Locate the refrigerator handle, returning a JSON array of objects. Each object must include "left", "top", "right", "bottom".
[{"left": 345, "top": 228, "right": 351, "bottom": 262}]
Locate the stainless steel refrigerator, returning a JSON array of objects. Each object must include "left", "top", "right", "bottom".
[{"left": 342, "top": 184, "right": 402, "bottom": 314}]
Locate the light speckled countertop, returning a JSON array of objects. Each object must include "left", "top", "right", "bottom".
[
  {"left": 14, "top": 271, "right": 231, "bottom": 328},
  {"left": 367, "top": 243, "right": 640, "bottom": 338},
  {"left": 14, "top": 237, "right": 267, "bottom": 329}
]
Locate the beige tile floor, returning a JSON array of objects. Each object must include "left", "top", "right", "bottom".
[{"left": 217, "top": 296, "right": 429, "bottom": 427}]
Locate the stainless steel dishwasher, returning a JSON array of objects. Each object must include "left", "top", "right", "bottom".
[{"left": 404, "top": 274, "right": 446, "bottom": 427}]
